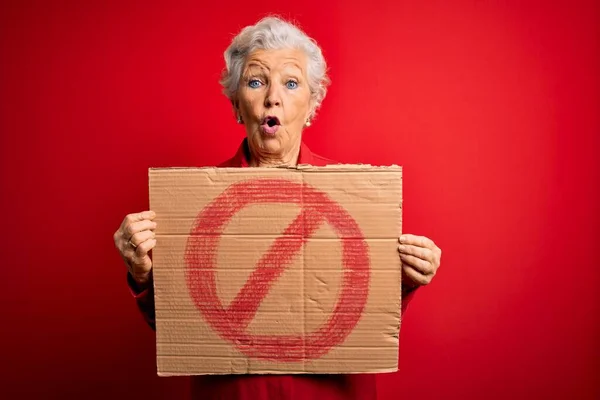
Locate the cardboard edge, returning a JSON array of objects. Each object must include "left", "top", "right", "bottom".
[
  {"left": 148, "top": 169, "right": 163, "bottom": 377},
  {"left": 157, "top": 367, "right": 399, "bottom": 377},
  {"left": 148, "top": 164, "right": 402, "bottom": 173}
]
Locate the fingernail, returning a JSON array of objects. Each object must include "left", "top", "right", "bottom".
[
  {"left": 398, "top": 244, "right": 406, "bottom": 252},
  {"left": 399, "top": 235, "right": 406, "bottom": 243}
]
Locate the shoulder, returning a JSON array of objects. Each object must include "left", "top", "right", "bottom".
[
  {"left": 217, "top": 139, "right": 249, "bottom": 167},
  {"left": 309, "top": 152, "right": 338, "bottom": 166},
  {"left": 300, "top": 141, "right": 339, "bottom": 166},
  {"left": 217, "top": 157, "right": 237, "bottom": 167}
]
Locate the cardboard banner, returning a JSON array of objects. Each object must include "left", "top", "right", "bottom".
[{"left": 149, "top": 165, "right": 403, "bottom": 375}]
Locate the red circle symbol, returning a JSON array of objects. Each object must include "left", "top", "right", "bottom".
[{"left": 184, "top": 178, "right": 370, "bottom": 361}]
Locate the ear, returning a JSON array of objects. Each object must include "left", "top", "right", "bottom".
[
  {"left": 306, "top": 98, "right": 317, "bottom": 121},
  {"left": 231, "top": 97, "right": 240, "bottom": 116}
]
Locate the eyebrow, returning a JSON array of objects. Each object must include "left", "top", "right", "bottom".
[
  {"left": 242, "top": 64, "right": 267, "bottom": 79},
  {"left": 245, "top": 63, "right": 266, "bottom": 71}
]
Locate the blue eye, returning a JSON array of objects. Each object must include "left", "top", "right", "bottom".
[
  {"left": 286, "top": 80, "right": 298, "bottom": 89},
  {"left": 248, "top": 79, "right": 262, "bottom": 89}
]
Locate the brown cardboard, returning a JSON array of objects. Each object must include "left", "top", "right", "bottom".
[{"left": 149, "top": 165, "right": 402, "bottom": 376}]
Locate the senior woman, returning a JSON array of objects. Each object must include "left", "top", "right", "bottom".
[{"left": 114, "top": 16, "right": 441, "bottom": 400}]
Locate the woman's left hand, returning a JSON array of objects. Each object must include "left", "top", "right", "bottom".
[{"left": 398, "top": 234, "right": 442, "bottom": 290}]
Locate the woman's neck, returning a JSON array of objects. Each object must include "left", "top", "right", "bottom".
[{"left": 248, "top": 143, "right": 301, "bottom": 168}]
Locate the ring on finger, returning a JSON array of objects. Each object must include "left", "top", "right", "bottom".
[{"left": 127, "top": 239, "right": 138, "bottom": 249}]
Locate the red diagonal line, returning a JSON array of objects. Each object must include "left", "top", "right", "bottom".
[{"left": 225, "top": 206, "right": 325, "bottom": 329}]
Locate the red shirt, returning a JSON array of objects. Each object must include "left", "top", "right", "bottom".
[{"left": 128, "top": 139, "right": 415, "bottom": 400}]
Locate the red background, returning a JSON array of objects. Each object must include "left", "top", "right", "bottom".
[{"left": 1, "top": 1, "right": 598, "bottom": 399}]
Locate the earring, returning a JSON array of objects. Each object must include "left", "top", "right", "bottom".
[
  {"left": 305, "top": 119, "right": 311, "bottom": 127},
  {"left": 237, "top": 116, "right": 243, "bottom": 124}
]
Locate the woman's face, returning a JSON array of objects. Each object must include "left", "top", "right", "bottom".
[{"left": 235, "top": 48, "right": 314, "bottom": 162}]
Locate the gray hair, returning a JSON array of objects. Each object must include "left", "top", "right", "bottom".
[{"left": 220, "top": 16, "right": 330, "bottom": 118}]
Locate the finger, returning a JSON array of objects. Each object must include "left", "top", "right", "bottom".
[
  {"left": 129, "top": 242, "right": 153, "bottom": 264},
  {"left": 399, "top": 234, "right": 435, "bottom": 249},
  {"left": 130, "top": 252, "right": 152, "bottom": 270},
  {"left": 119, "top": 249, "right": 147, "bottom": 274},
  {"left": 124, "top": 220, "right": 157, "bottom": 240},
  {"left": 123, "top": 245, "right": 148, "bottom": 265},
  {"left": 399, "top": 253, "right": 434, "bottom": 275},
  {"left": 129, "top": 239, "right": 156, "bottom": 276},
  {"left": 120, "top": 238, "right": 153, "bottom": 262},
  {"left": 118, "top": 237, "right": 153, "bottom": 281},
  {"left": 135, "top": 238, "right": 157, "bottom": 258},
  {"left": 120, "top": 246, "right": 137, "bottom": 263},
  {"left": 120, "top": 211, "right": 156, "bottom": 230},
  {"left": 402, "top": 265, "right": 431, "bottom": 286},
  {"left": 129, "top": 230, "right": 156, "bottom": 248},
  {"left": 398, "top": 244, "right": 434, "bottom": 262}
]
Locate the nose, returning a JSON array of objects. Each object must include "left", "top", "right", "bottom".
[{"left": 264, "top": 84, "right": 281, "bottom": 108}]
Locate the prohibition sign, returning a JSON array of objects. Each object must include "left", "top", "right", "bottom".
[{"left": 184, "top": 178, "right": 370, "bottom": 362}]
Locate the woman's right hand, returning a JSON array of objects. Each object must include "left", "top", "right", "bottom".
[{"left": 113, "top": 210, "right": 157, "bottom": 289}]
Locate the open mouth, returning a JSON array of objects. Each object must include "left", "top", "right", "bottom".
[
  {"left": 260, "top": 116, "right": 281, "bottom": 135},
  {"left": 262, "top": 116, "right": 281, "bottom": 127}
]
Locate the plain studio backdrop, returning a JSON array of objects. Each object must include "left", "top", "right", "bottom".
[{"left": 1, "top": 1, "right": 598, "bottom": 399}]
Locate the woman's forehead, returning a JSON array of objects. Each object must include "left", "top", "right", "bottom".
[{"left": 245, "top": 48, "right": 307, "bottom": 73}]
